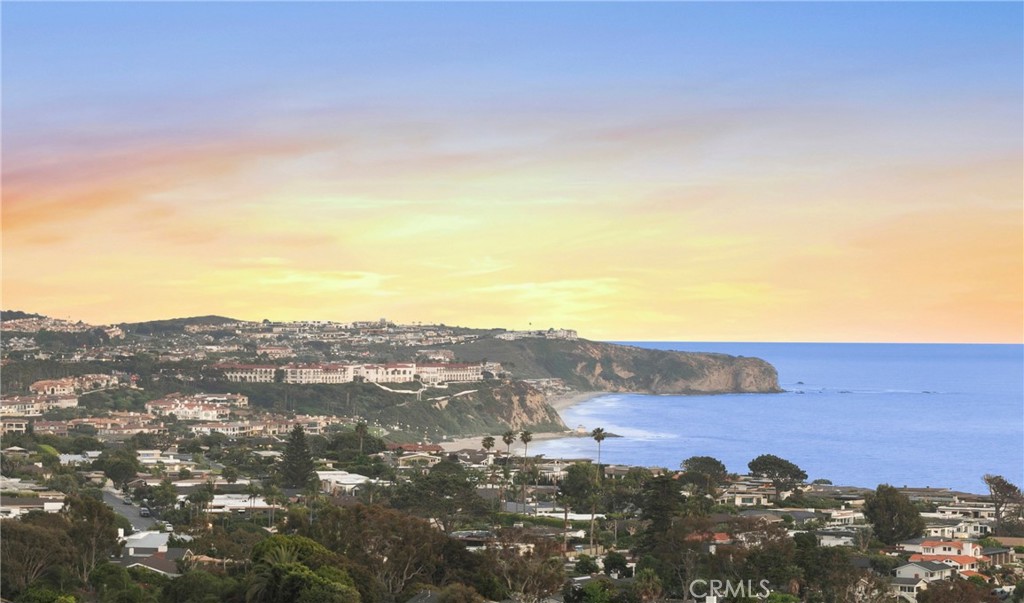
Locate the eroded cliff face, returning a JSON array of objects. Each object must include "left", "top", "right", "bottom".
[
  {"left": 449, "top": 338, "right": 782, "bottom": 396},
  {"left": 485, "top": 380, "right": 566, "bottom": 431},
  {"left": 432, "top": 339, "right": 782, "bottom": 434},
  {"left": 572, "top": 341, "right": 781, "bottom": 394}
]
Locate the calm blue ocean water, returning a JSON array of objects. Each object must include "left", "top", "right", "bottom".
[{"left": 528, "top": 343, "right": 1023, "bottom": 494}]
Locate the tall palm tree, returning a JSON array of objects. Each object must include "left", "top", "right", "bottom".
[
  {"left": 481, "top": 435, "right": 497, "bottom": 509},
  {"left": 519, "top": 430, "right": 533, "bottom": 510},
  {"left": 500, "top": 431, "right": 517, "bottom": 510},
  {"left": 591, "top": 427, "right": 607, "bottom": 472},
  {"left": 354, "top": 422, "right": 368, "bottom": 455},
  {"left": 245, "top": 482, "right": 262, "bottom": 521},
  {"left": 501, "top": 430, "right": 516, "bottom": 457},
  {"left": 262, "top": 483, "right": 283, "bottom": 528}
]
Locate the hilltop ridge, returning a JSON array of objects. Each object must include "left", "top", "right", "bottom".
[{"left": 446, "top": 338, "right": 782, "bottom": 394}]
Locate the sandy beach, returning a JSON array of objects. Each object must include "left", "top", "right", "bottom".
[{"left": 438, "top": 390, "right": 609, "bottom": 452}]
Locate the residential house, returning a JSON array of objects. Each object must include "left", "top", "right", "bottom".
[
  {"left": 894, "top": 561, "right": 957, "bottom": 582},
  {"left": 815, "top": 529, "right": 861, "bottom": 548},
  {"left": 0, "top": 419, "right": 29, "bottom": 434},
  {"left": 0, "top": 495, "right": 66, "bottom": 518},
  {"left": 29, "top": 378, "right": 76, "bottom": 396},
  {"left": 317, "top": 470, "right": 378, "bottom": 496},
  {"left": 890, "top": 577, "right": 928, "bottom": 602},
  {"left": 395, "top": 452, "right": 443, "bottom": 471}
]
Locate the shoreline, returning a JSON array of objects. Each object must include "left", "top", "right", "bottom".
[
  {"left": 438, "top": 390, "right": 610, "bottom": 452},
  {"left": 545, "top": 390, "right": 611, "bottom": 412}
]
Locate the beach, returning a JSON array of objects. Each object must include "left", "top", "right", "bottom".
[{"left": 438, "top": 390, "right": 608, "bottom": 452}]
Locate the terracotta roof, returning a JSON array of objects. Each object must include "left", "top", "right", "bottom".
[{"left": 908, "top": 554, "right": 983, "bottom": 566}]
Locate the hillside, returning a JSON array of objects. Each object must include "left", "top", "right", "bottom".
[
  {"left": 196, "top": 379, "right": 565, "bottom": 437},
  {"left": 122, "top": 315, "right": 242, "bottom": 335},
  {"left": 0, "top": 310, "right": 45, "bottom": 321},
  {"left": 445, "top": 338, "right": 782, "bottom": 394}
]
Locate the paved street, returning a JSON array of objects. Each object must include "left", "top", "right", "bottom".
[{"left": 101, "top": 488, "right": 157, "bottom": 532}]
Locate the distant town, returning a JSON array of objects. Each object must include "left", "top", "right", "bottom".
[{"left": 1, "top": 311, "right": 1021, "bottom": 603}]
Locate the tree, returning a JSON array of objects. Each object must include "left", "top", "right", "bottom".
[
  {"left": 575, "top": 554, "right": 599, "bottom": 575},
  {"left": 797, "top": 539, "right": 861, "bottom": 602},
  {"left": 95, "top": 448, "right": 141, "bottom": 488},
  {"left": 438, "top": 583, "right": 486, "bottom": 603},
  {"left": 591, "top": 428, "right": 607, "bottom": 469},
  {"left": 153, "top": 478, "right": 179, "bottom": 510},
  {"left": 222, "top": 466, "right": 240, "bottom": 485},
  {"left": 491, "top": 531, "right": 564, "bottom": 603},
  {"left": 984, "top": 474, "right": 1023, "bottom": 535},
  {"left": 390, "top": 459, "right": 490, "bottom": 534},
  {"left": 163, "top": 569, "right": 240, "bottom": 603},
  {"left": 247, "top": 482, "right": 263, "bottom": 520},
  {"left": 603, "top": 551, "right": 628, "bottom": 577},
  {"left": 748, "top": 454, "right": 807, "bottom": 499},
  {"left": 0, "top": 516, "right": 72, "bottom": 597},
  {"left": 481, "top": 436, "right": 497, "bottom": 505},
  {"left": 65, "top": 494, "right": 121, "bottom": 583},
  {"left": 560, "top": 463, "right": 601, "bottom": 552},
  {"left": 637, "top": 475, "right": 685, "bottom": 546},
  {"left": 263, "top": 483, "right": 286, "bottom": 527},
  {"left": 281, "top": 425, "right": 317, "bottom": 489},
  {"left": 916, "top": 579, "right": 998, "bottom": 603},
  {"left": 631, "top": 568, "right": 664, "bottom": 603},
  {"left": 246, "top": 550, "right": 358, "bottom": 603},
  {"left": 679, "top": 456, "right": 728, "bottom": 497},
  {"left": 187, "top": 484, "right": 215, "bottom": 526},
  {"left": 501, "top": 430, "right": 516, "bottom": 457},
  {"left": 501, "top": 430, "right": 517, "bottom": 507},
  {"left": 308, "top": 504, "right": 447, "bottom": 598},
  {"left": 519, "top": 430, "right": 533, "bottom": 509},
  {"left": 863, "top": 484, "right": 925, "bottom": 545},
  {"left": 354, "top": 423, "right": 369, "bottom": 456}
]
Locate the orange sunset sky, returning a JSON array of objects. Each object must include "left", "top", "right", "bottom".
[{"left": 2, "top": 3, "right": 1022, "bottom": 343}]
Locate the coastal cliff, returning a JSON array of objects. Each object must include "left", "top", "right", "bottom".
[
  {"left": 484, "top": 380, "right": 566, "bottom": 431},
  {"left": 449, "top": 339, "right": 782, "bottom": 395}
]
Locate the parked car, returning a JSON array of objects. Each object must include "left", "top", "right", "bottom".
[
  {"left": 122, "top": 497, "right": 132, "bottom": 505},
  {"left": 139, "top": 507, "right": 151, "bottom": 517}
]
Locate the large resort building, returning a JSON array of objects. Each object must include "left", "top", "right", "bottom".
[{"left": 214, "top": 361, "right": 485, "bottom": 385}]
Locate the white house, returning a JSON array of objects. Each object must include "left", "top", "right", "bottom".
[{"left": 894, "top": 561, "right": 956, "bottom": 582}]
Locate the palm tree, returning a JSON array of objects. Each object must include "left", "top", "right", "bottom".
[
  {"left": 246, "top": 544, "right": 300, "bottom": 603},
  {"left": 633, "top": 568, "right": 664, "bottom": 603},
  {"left": 519, "top": 430, "right": 533, "bottom": 510},
  {"left": 262, "top": 483, "right": 283, "bottom": 528},
  {"left": 501, "top": 430, "right": 516, "bottom": 457},
  {"left": 245, "top": 482, "right": 262, "bottom": 521},
  {"left": 354, "top": 422, "right": 368, "bottom": 455},
  {"left": 591, "top": 427, "right": 607, "bottom": 473},
  {"left": 187, "top": 484, "right": 214, "bottom": 527},
  {"left": 481, "top": 435, "right": 497, "bottom": 502}
]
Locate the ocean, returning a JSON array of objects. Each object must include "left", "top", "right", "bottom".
[{"left": 527, "top": 343, "right": 1024, "bottom": 494}]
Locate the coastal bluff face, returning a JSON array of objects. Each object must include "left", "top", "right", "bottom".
[{"left": 452, "top": 339, "right": 782, "bottom": 395}]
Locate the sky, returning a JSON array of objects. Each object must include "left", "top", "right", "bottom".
[{"left": 2, "top": 2, "right": 1022, "bottom": 343}]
